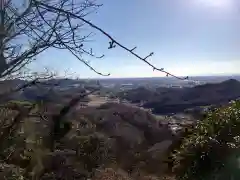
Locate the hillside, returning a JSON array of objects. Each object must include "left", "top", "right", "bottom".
[
  {"left": 78, "top": 103, "right": 174, "bottom": 145},
  {"left": 0, "top": 100, "right": 179, "bottom": 179},
  {"left": 119, "top": 79, "right": 240, "bottom": 114},
  {"left": 0, "top": 78, "right": 239, "bottom": 179}
]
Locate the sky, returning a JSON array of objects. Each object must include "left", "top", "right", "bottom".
[{"left": 29, "top": 0, "right": 240, "bottom": 78}]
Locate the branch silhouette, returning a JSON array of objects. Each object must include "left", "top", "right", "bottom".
[
  {"left": 35, "top": 0, "right": 189, "bottom": 80},
  {"left": 34, "top": 2, "right": 109, "bottom": 76},
  {"left": 49, "top": 88, "right": 99, "bottom": 151}
]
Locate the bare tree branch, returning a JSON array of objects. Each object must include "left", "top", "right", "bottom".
[
  {"left": 35, "top": 0, "right": 189, "bottom": 80},
  {"left": 33, "top": 4, "right": 109, "bottom": 76},
  {"left": 0, "top": 0, "right": 189, "bottom": 80}
]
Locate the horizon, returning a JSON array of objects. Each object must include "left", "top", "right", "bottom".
[
  {"left": 79, "top": 74, "right": 240, "bottom": 80},
  {"left": 28, "top": 0, "right": 240, "bottom": 78},
  {"left": 33, "top": 74, "right": 240, "bottom": 81},
  {"left": 5, "top": 74, "right": 240, "bottom": 87}
]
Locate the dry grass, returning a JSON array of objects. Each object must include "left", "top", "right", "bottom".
[
  {"left": 93, "top": 168, "right": 132, "bottom": 180},
  {"left": 0, "top": 100, "right": 177, "bottom": 180},
  {"left": 87, "top": 95, "right": 119, "bottom": 107},
  {"left": 139, "top": 176, "right": 175, "bottom": 180},
  {"left": 93, "top": 167, "right": 175, "bottom": 180}
]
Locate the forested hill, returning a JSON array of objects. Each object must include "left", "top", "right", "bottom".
[{"left": 118, "top": 79, "right": 240, "bottom": 114}]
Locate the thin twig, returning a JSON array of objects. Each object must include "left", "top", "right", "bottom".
[{"left": 36, "top": 1, "right": 189, "bottom": 80}]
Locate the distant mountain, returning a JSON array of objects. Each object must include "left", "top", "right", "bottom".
[
  {"left": 117, "top": 86, "right": 161, "bottom": 103},
  {"left": 0, "top": 79, "right": 26, "bottom": 89},
  {"left": 119, "top": 79, "right": 240, "bottom": 115},
  {"left": 0, "top": 78, "right": 88, "bottom": 103}
]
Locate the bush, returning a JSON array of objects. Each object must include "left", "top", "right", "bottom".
[
  {"left": 170, "top": 100, "right": 240, "bottom": 180},
  {"left": 76, "top": 133, "right": 115, "bottom": 172}
]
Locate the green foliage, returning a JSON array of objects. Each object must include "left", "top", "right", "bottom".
[{"left": 171, "top": 100, "right": 240, "bottom": 180}]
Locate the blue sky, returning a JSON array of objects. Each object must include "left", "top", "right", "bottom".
[{"left": 30, "top": 0, "right": 240, "bottom": 78}]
